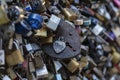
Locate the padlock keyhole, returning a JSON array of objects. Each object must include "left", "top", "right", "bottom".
[{"left": 66, "top": 42, "right": 76, "bottom": 52}]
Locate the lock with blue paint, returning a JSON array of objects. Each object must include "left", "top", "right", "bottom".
[
  {"left": 25, "top": 13, "right": 43, "bottom": 29},
  {"left": 15, "top": 20, "right": 33, "bottom": 37}
]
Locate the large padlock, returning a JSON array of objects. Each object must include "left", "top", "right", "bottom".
[
  {"left": 6, "top": 40, "right": 24, "bottom": 66},
  {"left": 0, "top": 0, "right": 10, "bottom": 25}
]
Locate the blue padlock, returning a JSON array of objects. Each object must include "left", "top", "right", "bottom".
[
  {"left": 26, "top": 13, "right": 43, "bottom": 29},
  {"left": 15, "top": 20, "right": 32, "bottom": 36}
]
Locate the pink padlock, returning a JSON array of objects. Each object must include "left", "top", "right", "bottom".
[{"left": 113, "top": 0, "right": 120, "bottom": 8}]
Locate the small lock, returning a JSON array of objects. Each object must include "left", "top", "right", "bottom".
[
  {"left": 0, "top": 1, "right": 10, "bottom": 25},
  {"left": 33, "top": 52, "right": 44, "bottom": 68},
  {"left": 34, "top": 25, "right": 47, "bottom": 37},
  {"left": 7, "top": 6, "right": 24, "bottom": 22},
  {"left": 25, "top": 43, "right": 41, "bottom": 53},
  {"left": 48, "top": 6, "right": 61, "bottom": 15},
  {"left": 62, "top": 59, "right": 79, "bottom": 73},
  {"left": 74, "top": 19, "right": 83, "bottom": 26},
  {"left": 57, "top": 4, "right": 78, "bottom": 21},
  {"left": 30, "top": 0, "right": 46, "bottom": 13},
  {"left": 83, "top": 18, "right": 91, "bottom": 26},
  {"left": 28, "top": 55, "right": 35, "bottom": 72},
  {"left": 6, "top": 40, "right": 24, "bottom": 66},
  {"left": 25, "top": 13, "right": 43, "bottom": 29},
  {"left": 112, "top": 47, "right": 120, "bottom": 64},
  {"left": 0, "top": 38, "right": 5, "bottom": 66},
  {"left": 7, "top": 68, "right": 17, "bottom": 80},
  {"left": 2, "top": 75, "right": 11, "bottom": 80},
  {"left": 95, "top": 13, "right": 106, "bottom": 22},
  {"left": 46, "top": 15, "right": 61, "bottom": 31},
  {"left": 36, "top": 64, "right": 48, "bottom": 79},
  {"left": 111, "top": 26, "right": 120, "bottom": 38},
  {"left": 15, "top": 20, "right": 33, "bottom": 37}
]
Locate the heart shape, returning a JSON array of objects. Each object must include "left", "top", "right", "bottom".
[{"left": 53, "top": 41, "right": 66, "bottom": 54}]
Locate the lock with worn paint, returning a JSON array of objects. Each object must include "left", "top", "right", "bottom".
[
  {"left": 6, "top": 40, "right": 24, "bottom": 66},
  {"left": 33, "top": 51, "right": 44, "bottom": 68},
  {"left": 28, "top": 54, "right": 35, "bottom": 72}
]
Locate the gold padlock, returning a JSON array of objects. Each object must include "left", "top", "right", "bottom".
[
  {"left": 7, "top": 68, "right": 17, "bottom": 80},
  {"left": 95, "top": 13, "right": 106, "bottom": 22},
  {"left": 6, "top": 40, "right": 24, "bottom": 66},
  {"left": 63, "top": 8, "right": 78, "bottom": 21},
  {"left": 0, "top": 1, "right": 10, "bottom": 25},
  {"left": 112, "top": 47, "right": 120, "bottom": 64},
  {"left": 67, "top": 59, "right": 79, "bottom": 73},
  {"left": 34, "top": 25, "right": 47, "bottom": 37}
]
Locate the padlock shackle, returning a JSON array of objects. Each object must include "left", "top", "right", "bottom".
[{"left": 13, "top": 40, "right": 19, "bottom": 50}]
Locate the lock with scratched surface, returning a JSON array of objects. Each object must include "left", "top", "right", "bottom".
[{"left": 42, "top": 20, "right": 81, "bottom": 59}]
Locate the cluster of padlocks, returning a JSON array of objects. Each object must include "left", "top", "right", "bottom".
[{"left": 0, "top": 0, "right": 120, "bottom": 80}]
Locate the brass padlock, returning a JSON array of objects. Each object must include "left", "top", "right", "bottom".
[
  {"left": 0, "top": 1, "right": 10, "bottom": 25},
  {"left": 58, "top": 4, "right": 78, "bottom": 21},
  {"left": 112, "top": 47, "right": 120, "bottom": 64},
  {"left": 7, "top": 68, "right": 17, "bottom": 80},
  {"left": 33, "top": 52, "right": 44, "bottom": 68},
  {"left": 6, "top": 40, "right": 24, "bottom": 66},
  {"left": 62, "top": 59, "right": 79, "bottom": 73},
  {"left": 34, "top": 25, "right": 47, "bottom": 37}
]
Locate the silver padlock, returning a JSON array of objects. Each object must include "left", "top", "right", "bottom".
[
  {"left": 0, "top": 38, "right": 5, "bottom": 66},
  {"left": 36, "top": 64, "right": 48, "bottom": 79},
  {"left": 46, "top": 15, "right": 61, "bottom": 31}
]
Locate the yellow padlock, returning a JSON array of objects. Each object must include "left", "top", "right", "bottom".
[
  {"left": 0, "top": 1, "right": 9, "bottom": 25},
  {"left": 6, "top": 40, "right": 24, "bottom": 66},
  {"left": 112, "top": 47, "right": 120, "bottom": 64}
]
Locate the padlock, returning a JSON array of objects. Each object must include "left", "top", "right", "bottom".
[
  {"left": 92, "top": 24, "right": 113, "bottom": 41},
  {"left": 7, "top": 6, "right": 24, "bottom": 22},
  {"left": 92, "top": 67, "right": 104, "bottom": 79},
  {"left": 7, "top": 68, "right": 17, "bottom": 80},
  {"left": 62, "top": 59, "right": 79, "bottom": 73},
  {"left": 0, "top": 38, "right": 5, "bottom": 66},
  {"left": 36, "top": 64, "right": 48, "bottom": 79},
  {"left": 30, "top": 0, "right": 46, "bottom": 13},
  {"left": 15, "top": 20, "right": 33, "bottom": 37},
  {"left": 33, "top": 51, "right": 44, "bottom": 68},
  {"left": 70, "top": 76, "right": 80, "bottom": 80},
  {"left": 6, "top": 40, "right": 24, "bottom": 66},
  {"left": 111, "top": 26, "right": 120, "bottom": 38},
  {"left": 53, "top": 60, "right": 62, "bottom": 72},
  {"left": 97, "top": 5, "right": 111, "bottom": 20},
  {"left": 80, "top": 7, "right": 95, "bottom": 17},
  {"left": 3, "top": 23, "right": 15, "bottom": 38},
  {"left": 57, "top": 4, "right": 78, "bottom": 21},
  {"left": 74, "top": 19, "right": 83, "bottom": 26},
  {"left": 112, "top": 47, "right": 120, "bottom": 64},
  {"left": 109, "top": 2, "right": 119, "bottom": 17},
  {"left": 46, "top": 14, "right": 61, "bottom": 31},
  {"left": 70, "top": 5, "right": 81, "bottom": 15},
  {"left": 34, "top": 25, "right": 47, "bottom": 37},
  {"left": 40, "top": 36, "right": 53, "bottom": 44},
  {"left": 83, "top": 18, "right": 91, "bottom": 26},
  {"left": 95, "top": 13, "right": 107, "bottom": 22},
  {"left": 24, "top": 43, "right": 41, "bottom": 53},
  {"left": 48, "top": 6, "right": 61, "bottom": 15},
  {"left": 0, "top": 0, "right": 10, "bottom": 25},
  {"left": 28, "top": 54, "right": 35, "bottom": 72},
  {"left": 25, "top": 13, "right": 43, "bottom": 29}
]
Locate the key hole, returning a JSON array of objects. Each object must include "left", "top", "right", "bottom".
[{"left": 66, "top": 42, "right": 76, "bottom": 52}]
